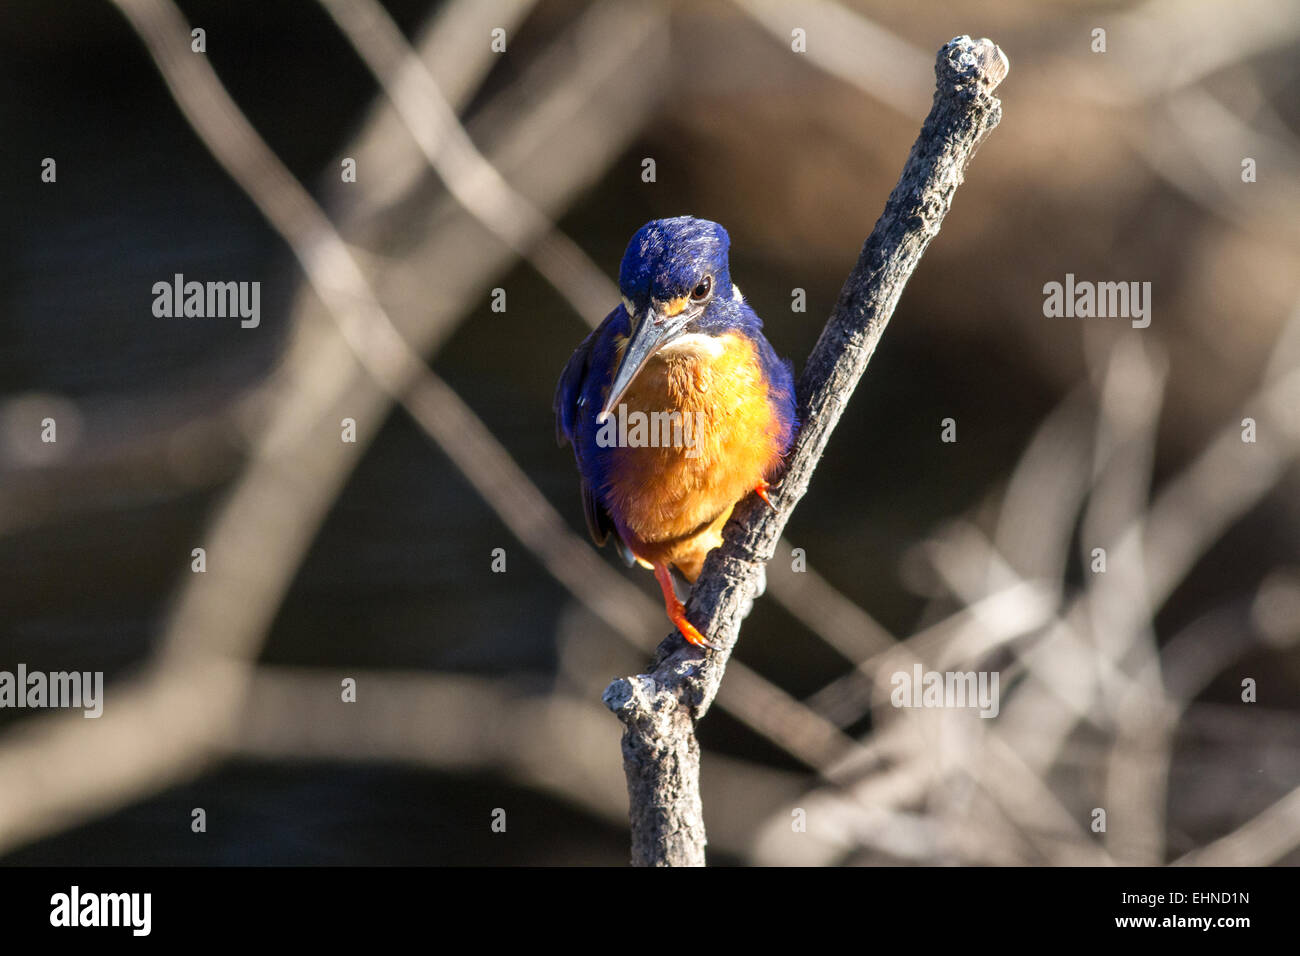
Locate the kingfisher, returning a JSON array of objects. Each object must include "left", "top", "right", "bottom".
[{"left": 554, "top": 217, "right": 797, "bottom": 648}]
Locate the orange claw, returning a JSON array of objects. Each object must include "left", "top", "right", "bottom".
[
  {"left": 652, "top": 562, "right": 716, "bottom": 650},
  {"left": 754, "top": 479, "right": 777, "bottom": 511}
]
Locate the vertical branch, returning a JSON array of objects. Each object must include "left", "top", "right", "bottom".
[{"left": 602, "top": 35, "right": 1009, "bottom": 867}]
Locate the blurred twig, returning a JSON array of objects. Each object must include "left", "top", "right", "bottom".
[
  {"left": 317, "top": 0, "right": 618, "bottom": 326},
  {"left": 1174, "top": 785, "right": 1300, "bottom": 866},
  {"left": 735, "top": 0, "right": 932, "bottom": 117}
]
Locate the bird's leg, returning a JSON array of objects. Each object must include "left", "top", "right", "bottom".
[
  {"left": 753, "top": 479, "right": 777, "bottom": 511},
  {"left": 652, "top": 562, "right": 716, "bottom": 650}
]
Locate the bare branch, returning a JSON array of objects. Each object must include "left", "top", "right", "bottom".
[{"left": 602, "top": 35, "right": 1009, "bottom": 866}]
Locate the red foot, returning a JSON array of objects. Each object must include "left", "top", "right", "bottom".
[
  {"left": 652, "top": 563, "right": 716, "bottom": 650},
  {"left": 754, "top": 479, "right": 777, "bottom": 511}
]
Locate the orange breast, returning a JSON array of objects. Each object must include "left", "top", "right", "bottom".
[{"left": 602, "top": 332, "right": 786, "bottom": 576}]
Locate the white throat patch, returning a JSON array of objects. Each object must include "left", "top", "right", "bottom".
[{"left": 659, "top": 333, "right": 726, "bottom": 359}]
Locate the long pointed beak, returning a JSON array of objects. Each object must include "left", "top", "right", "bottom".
[{"left": 599, "top": 300, "right": 690, "bottom": 421}]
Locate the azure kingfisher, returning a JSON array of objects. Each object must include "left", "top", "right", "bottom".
[{"left": 554, "top": 217, "right": 797, "bottom": 648}]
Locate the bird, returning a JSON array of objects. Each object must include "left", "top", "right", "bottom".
[{"left": 555, "top": 217, "right": 796, "bottom": 649}]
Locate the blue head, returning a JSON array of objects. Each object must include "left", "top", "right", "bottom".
[{"left": 603, "top": 217, "right": 744, "bottom": 418}]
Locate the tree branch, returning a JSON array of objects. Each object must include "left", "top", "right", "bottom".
[{"left": 602, "top": 35, "right": 1009, "bottom": 867}]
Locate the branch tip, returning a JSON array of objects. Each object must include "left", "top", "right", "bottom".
[{"left": 940, "top": 35, "right": 1010, "bottom": 94}]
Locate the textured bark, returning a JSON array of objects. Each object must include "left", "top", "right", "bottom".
[{"left": 603, "top": 35, "right": 1009, "bottom": 867}]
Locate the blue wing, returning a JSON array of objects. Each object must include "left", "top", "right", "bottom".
[
  {"left": 554, "top": 306, "right": 636, "bottom": 563},
  {"left": 740, "top": 302, "right": 798, "bottom": 459}
]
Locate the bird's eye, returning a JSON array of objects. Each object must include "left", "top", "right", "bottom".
[{"left": 690, "top": 276, "right": 713, "bottom": 301}]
